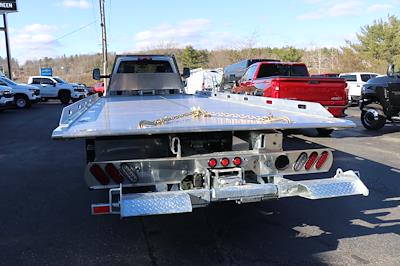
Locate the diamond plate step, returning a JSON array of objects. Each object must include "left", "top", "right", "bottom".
[
  {"left": 297, "top": 170, "right": 369, "bottom": 199},
  {"left": 120, "top": 191, "right": 192, "bottom": 217}
]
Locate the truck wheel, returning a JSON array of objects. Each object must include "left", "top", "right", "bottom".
[
  {"left": 316, "top": 128, "right": 334, "bottom": 137},
  {"left": 361, "top": 104, "right": 386, "bottom": 130},
  {"left": 59, "top": 91, "right": 71, "bottom": 104},
  {"left": 15, "top": 95, "right": 31, "bottom": 109}
]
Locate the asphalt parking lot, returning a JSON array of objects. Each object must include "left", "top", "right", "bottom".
[{"left": 0, "top": 103, "right": 399, "bottom": 265}]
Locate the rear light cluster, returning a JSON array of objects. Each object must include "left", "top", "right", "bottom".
[
  {"left": 271, "top": 80, "right": 280, "bottom": 98},
  {"left": 90, "top": 163, "right": 125, "bottom": 185},
  {"left": 294, "top": 151, "right": 329, "bottom": 171},
  {"left": 208, "top": 157, "right": 242, "bottom": 168}
]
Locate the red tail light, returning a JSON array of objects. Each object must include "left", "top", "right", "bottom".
[
  {"left": 105, "top": 163, "right": 124, "bottom": 183},
  {"left": 90, "top": 164, "right": 109, "bottom": 185},
  {"left": 92, "top": 205, "right": 111, "bottom": 215},
  {"left": 271, "top": 80, "right": 280, "bottom": 98},
  {"left": 305, "top": 152, "right": 318, "bottom": 170},
  {"left": 316, "top": 151, "right": 329, "bottom": 169},
  {"left": 220, "top": 157, "right": 230, "bottom": 167},
  {"left": 208, "top": 158, "right": 217, "bottom": 168},
  {"left": 232, "top": 157, "right": 242, "bottom": 166}
]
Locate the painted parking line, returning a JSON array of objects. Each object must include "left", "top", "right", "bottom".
[{"left": 355, "top": 157, "right": 365, "bottom": 161}]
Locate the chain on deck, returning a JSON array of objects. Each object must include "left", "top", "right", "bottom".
[{"left": 138, "top": 106, "right": 292, "bottom": 128}]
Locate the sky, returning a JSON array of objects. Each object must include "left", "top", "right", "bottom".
[{"left": 1, "top": 0, "right": 399, "bottom": 63}]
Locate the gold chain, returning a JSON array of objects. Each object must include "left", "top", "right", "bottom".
[{"left": 139, "top": 106, "right": 291, "bottom": 128}]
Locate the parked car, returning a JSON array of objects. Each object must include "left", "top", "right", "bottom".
[
  {"left": 0, "top": 85, "right": 14, "bottom": 112},
  {"left": 220, "top": 59, "right": 280, "bottom": 91},
  {"left": 90, "top": 82, "right": 105, "bottom": 96},
  {"left": 0, "top": 76, "right": 41, "bottom": 109},
  {"left": 359, "top": 65, "right": 400, "bottom": 130},
  {"left": 232, "top": 61, "right": 348, "bottom": 122},
  {"left": 339, "top": 72, "right": 379, "bottom": 104},
  {"left": 27, "top": 76, "right": 88, "bottom": 104}
]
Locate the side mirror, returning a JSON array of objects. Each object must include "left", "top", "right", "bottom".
[
  {"left": 93, "top": 68, "right": 101, "bottom": 80},
  {"left": 387, "top": 64, "right": 395, "bottom": 77},
  {"left": 52, "top": 82, "right": 56, "bottom": 87},
  {"left": 235, "top": 80, "right": 240, "bottom": 87},
  {"left": 182, "top": 67, "right": 190, "bottom": 78},
  {"left": 228, "top": 74, "right": 236, "bottom": 83}
]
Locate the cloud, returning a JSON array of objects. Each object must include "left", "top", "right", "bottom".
[
  {"left": 1, "top": 24, "right": 60, "bottom": 62},
  {"left": 62, "top": 0, "right": 90, "bottom": 9},
  {"left": 297, "top": 0, "right": 392, "bottom": 20},
  {"left": 327, "top": 1, "right": 362, "bottom": 17},
  {"left": 133, "top": 19, "right": 234, "bottom": 51},
  {"left": 367, "top": 4, "right": 392, "bottom": 13}
]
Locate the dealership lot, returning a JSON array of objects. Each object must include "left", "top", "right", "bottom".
[{"left": 0, "top": 103, "right": 399, "bottom": 265}]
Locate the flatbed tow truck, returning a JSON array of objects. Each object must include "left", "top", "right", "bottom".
[{"left": 52, "top": 55, "right": 368, "bottom": 218}]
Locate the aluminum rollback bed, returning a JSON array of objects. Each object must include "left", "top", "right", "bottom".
[
  {"left": 52, "top": 92, "right": 368, "bottom": 217},
  {"left": 52, "top": 92, "right": 354, "bottom": 139}
]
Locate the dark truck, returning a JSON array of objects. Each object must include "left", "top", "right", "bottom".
[
  {"left": 231, "top": 61, "right": 348, "bottom": 119},
  {"left": 220, "top": 59, "right": 280, "bottom": 91},
  {"left": 360, "top": 65, "right": 400, "bottom": 130}
]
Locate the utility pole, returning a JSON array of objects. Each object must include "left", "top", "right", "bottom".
[{"left": 99, "top": 0, "right": 107, "bottom": 91}]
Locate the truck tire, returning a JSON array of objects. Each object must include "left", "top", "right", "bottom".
[
  {"left": 59, "top": 91, "right": 71, "bottom": 104},
  {"left": 316, "top": 128, "right": 334, "bottom": 137},
  {"left": 361, "top": 104, "right": 386, "bottom": 130},
  {"left": 15, "top": 95, "right": 31, "bottom": 109}
]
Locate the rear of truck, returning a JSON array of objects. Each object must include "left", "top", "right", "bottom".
[
  {"left": 260, "top": 77, "right": 348, "bottom": 117},
  {"left": 52, "top": 55, "right": 368, "bottom": 218},
  {"left": 235, "top": 62, "right": 348, "bottom": 117}
]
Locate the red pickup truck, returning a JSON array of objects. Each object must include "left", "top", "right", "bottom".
[{"left": 232, "top": 62, "right": 348, "bottom": 117}]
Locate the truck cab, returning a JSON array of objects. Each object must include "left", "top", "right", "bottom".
[
  {"left": 28, "top": 76, "right": 88, "bottom": 104},
  {"left": 0, "top": 76, "right": 41, "bottom": 109}
]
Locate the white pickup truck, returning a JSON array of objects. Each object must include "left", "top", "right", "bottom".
[
  {"left": 28, "top": 76, "right": 88, "bottom": 104},
  {"left": 339, "top": 72, "right": 379, "bottom": 104},
  {"left": 0, "top": 85, "right": 14, "bottom": 111},
  {"left": 52, "top": 55, "right": 368, "bottom": 218},
  {"left": 0, "top": 76, "right": 41, "bottom": 109}
]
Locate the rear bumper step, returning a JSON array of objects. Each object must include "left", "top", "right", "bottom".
[{"left": 91, "top": 169, "right": 368, "bottom": 217}]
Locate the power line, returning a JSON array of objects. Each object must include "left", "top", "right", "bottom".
[{"left": 47, "top": 20, "right": 98, "bottom": 44}]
